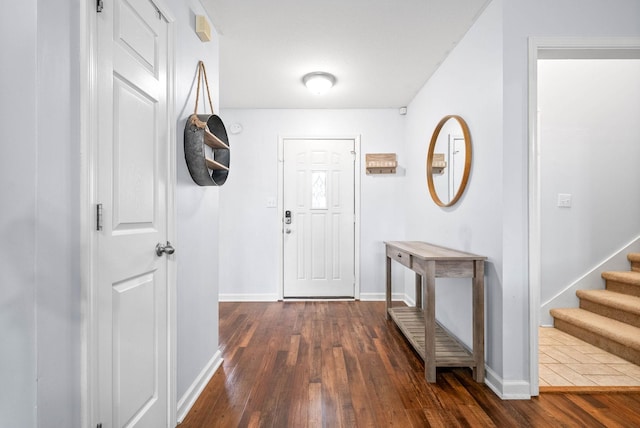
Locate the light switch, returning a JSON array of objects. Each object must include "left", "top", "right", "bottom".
[{"left": 557, "top": 193, "right": 572, "bottom": 208}]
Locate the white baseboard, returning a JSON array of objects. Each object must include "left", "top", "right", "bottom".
[
  {"left": 540, "top": 235, "right": 640, "bottom": 325},
  {"left": 358, "top": 292, "right": 406, "bottom": 302},
  {"left": 176, "top": 350, "right": 223, "bottom": 423},
  {"left": 219, "top": 293, "right": 279, "bottom": 302},
  {"left": 220, "top": 293, "right": 409, "bottom": 302},
  {"left": 484, "top": 366, "right": 531, "bottom": 400},
  {"left": 402, "top": 294, "right": 416, "bottom": 307}
]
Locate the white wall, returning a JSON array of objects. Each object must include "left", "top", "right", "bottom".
[
  {"left": 403, "top": 0, "right": 504, "bottom": 386},
  {"left": 0, "top": 0, "right": 39, "bottom": 426},
  {"left": 1, "top": 0, "right": 81, "bottom": 425},
  {"left": 35, "top": 0, "right": 80, "bottom": 425},
  {"left": 172, "top": 0, "right": 222, "bottom": 409},
  {"left": 538, "top": 59, "right": 640, "bottom": 323},
  {"left": 0, "top": 0, "right": 222, "bottom": 425},
  {"left": 218, "top": 109, "right": 406, "bottom": 300}
]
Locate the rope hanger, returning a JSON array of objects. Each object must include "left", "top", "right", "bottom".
[{"left": 190, "top": 61, "right": 215, "bottom": 128}]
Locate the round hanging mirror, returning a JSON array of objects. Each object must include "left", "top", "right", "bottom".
[{"left": 426, "top": 115, "right": 472, "bottom": 207}]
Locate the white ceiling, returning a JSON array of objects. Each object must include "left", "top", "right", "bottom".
[{"left": 202, "top": 0, "right": 491, "bottom": 109}]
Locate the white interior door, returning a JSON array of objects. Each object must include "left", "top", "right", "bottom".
[
  {"left": 448, "top": 135, "right": 465, "bottom": 201},
  {"left": 96, "top": 0, "right": 171, "bottom": 426},
  {"left": 282, "top": 139, "right": 355, "bottom": 298}
]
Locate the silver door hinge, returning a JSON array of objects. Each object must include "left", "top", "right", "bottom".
[
  {"left": 96, "top": 203, "right": 103, "bottom": 231},
  {"left": 97, "top": 0, "right": 104, "bottom": 13}
]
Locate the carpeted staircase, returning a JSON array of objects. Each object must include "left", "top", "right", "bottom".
[{"left": 550, "top": 253, "right": 640, "bottom": 365}]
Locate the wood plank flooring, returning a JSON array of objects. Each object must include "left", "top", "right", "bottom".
[{"left": 180, "top": 301, "right": 640, "bottom": 427}]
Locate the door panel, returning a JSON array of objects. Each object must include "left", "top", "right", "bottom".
[
  {"left": 311, "top": 213, "right": 326, "bottom": 279},
  {"left": 97, "top": 0, "right": 169, "bottom": 426},
  {"left": 112, "top": 272, "right": 157, "bottom": 427},
  {"left": 283, "top": 139, "right": 355, "bottom": 298},
  {"left": 117, "top": 0, "right": 157, "bottom": 70},
  {"left": 113, "top": 78, "right": 156, "bottom": 228}
]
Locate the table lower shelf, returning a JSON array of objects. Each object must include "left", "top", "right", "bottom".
[{"left": 388, "top": 306, "right": 475, "bottom": 367}]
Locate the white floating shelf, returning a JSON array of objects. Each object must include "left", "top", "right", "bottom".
[
  {"left": 204, "top": 128, "right": 229, "bottom": 149},
  {"left": 205, "top": 157, "right": 229, "bottom": 171}
]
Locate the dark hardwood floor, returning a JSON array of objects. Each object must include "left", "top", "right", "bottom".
[{"left": 180, "top": 301, "right": 640, "bottom": 427}]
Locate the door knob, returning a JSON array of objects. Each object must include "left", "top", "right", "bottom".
[
  {"left": 156, "top": 241, "right": 175, "bottom": 256},
  {"left": 285, "top": 228, "right": 292, "bottom": 234}
]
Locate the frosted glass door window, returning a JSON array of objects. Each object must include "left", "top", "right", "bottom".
[{"left": 311, "top": 171, "right": 327, "bottom": 209}]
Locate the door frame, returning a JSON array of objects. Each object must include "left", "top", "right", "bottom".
[
  {"left": 527, "top": 36, "right": 640, "bottom": 397},
  {"left": 277, "top": 135, "right": 361, "bottom": 300},
  {"left": 79, "top": 1, "right": 177, "bottom": 426}
]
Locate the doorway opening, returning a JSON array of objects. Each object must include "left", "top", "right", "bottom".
[{"left": 528, "top": 38, "right": 640, "bottom": 395}]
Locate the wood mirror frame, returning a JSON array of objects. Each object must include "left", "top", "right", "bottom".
[{"left": 426, "top": 115, "right": 472, "bottom": 207}]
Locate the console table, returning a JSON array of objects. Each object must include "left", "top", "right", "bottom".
[{"left": 385, "top": 241, "right": 486, "bottom": 383}]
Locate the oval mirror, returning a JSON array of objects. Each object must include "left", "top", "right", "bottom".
[{"left": 426, "top": 115, "right": 472, "bottom": 207}]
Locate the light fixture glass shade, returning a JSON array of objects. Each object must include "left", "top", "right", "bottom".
[{"left": 303, "top": 72, "right": 336, "bottom": 95}]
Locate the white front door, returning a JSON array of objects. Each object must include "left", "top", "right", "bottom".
[
  {"left": 282, "top": 139, "right": 356, "bottom": 298},
  {"left": 96, "top": 0, "right": 171, "bottom": 426}
]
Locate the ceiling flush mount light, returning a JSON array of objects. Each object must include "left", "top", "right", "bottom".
[{"left": 302, "top": 72, "right": 336, "bottom": 95}]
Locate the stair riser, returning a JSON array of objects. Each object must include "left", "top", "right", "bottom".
[
  {"left": 632, "top": 263, "right": 640, "bottom": 273},
  {"left": 606, "top": 280, "right": 640, "bottom": 298},
  {"left": 579, "top": 300, "right": 640, "bottom": 329},
  {"left": 554, "top": 318, "right": 640, "bottom": 366}
]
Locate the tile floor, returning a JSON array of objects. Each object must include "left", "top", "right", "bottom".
[{"left": 539, "top": 327, "right": 640, "bottom": 387}]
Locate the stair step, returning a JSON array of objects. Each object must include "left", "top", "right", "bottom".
[
  {"left": 602, "top": 271, "right": 640, "bottom": 297},
  {"left": 630, "top": 253, "right": 640, "bottom": 273},
  {"left": 550, "top": 308, "right": 640, "bottom": 365},
  {"left": 577, "top": 289, "right": 640, "bottom": 329}
]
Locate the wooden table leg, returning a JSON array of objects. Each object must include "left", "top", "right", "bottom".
[
  {"left": 415, "top": 273, "right": 422, "bottom": 309},
  {"left": 385, "top": 256, "right": 392, "bottom": 320},
  {"left": 472, "top": 260, "right": 485, "bottom": 382},
  {"left": 424, "top": 260, "right": 436, "bottom": 382}
]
